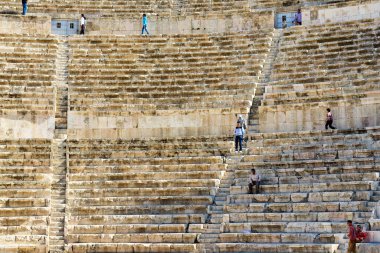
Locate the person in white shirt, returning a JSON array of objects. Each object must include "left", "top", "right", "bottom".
[
  {"left": 80, "top": 14, "right": 86, "bottom": 35},
  {"left": 234, "top": 122, "right": 245, "bottom": 152},
  {"left": 248, "top": 169, "right": 261, "bottom": 194}
]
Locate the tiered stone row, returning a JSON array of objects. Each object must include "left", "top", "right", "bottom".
[
  {"left": 0, "top": 139, "right": 52, "bottom": 253},
  {"left": 209, "top": 128, "right": 380, "bottom": 252},
  {"left": 67, "top": 32, "right": 273, "bottom": 138},
  {"left": 0, "top": 0, "right": 249, "bottom": 16},
  {"left": 68, "top": 33, "right": 272, "bottom": 111},
  {"left": 0, "top": 33, "right": 57, "bottom": 114},
  {"left": 259, "top": 18, "right": 380, "bottom": 133},
  {"left": 66, "top": 137, "right": 232, "bottom": 252},
  {"left": 251, "top": 0, "right": 374, "bottom": 10}
]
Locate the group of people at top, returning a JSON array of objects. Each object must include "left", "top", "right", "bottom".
[{"left": 20, "top": 0, "right": 149, "bottom": 36}]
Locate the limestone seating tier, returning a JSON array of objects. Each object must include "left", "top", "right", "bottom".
[
  {"left": 0, "top": 0, "right": 172, "bottom": 16},
  {"left": 212, "top": 128, "right": 380, "bottom": 252},
  {"left": 68, "top": 33, "right": 272, "bottom": 112},
  {"left": 0, "top": 0, "right": 252, "bottom": 16},
  {"left": 67, "top": 137, "right": 232, "bottom": 250},
  {"left": 0, "top": 34, "right": 57, "bottom": 113},
  {"left": 259, "top": 19, "right": 380, "bottom": 132},
  {"left": 250, "top": 0, "right": 371, "bottom": 10},
  {"left": 211, "top": 242, "right": 339, "bottom": 253},
  {"left": 0, "top": 140, "right": 51, "bottom": 252}
]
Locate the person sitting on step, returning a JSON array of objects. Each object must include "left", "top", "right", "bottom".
[
  {"left": 248, "top": 169, "right": 261, "bottom": 194},
  {"left": 356, "top": 225, "right": 368, "bottom": 243}
]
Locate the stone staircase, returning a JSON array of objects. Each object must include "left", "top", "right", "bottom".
[
  {"left": 248, "top": 29, "right": 283, "bottom": 134},
  {"left": 49, "top": 138, "right": 67, "bottom": 253},
  {"left": 55, "top": 36, "right": 69, "bottom": 130},
  {"left": 49, "top": 35, "right": 69, "bottom": 253},
  {"left": 197, "top": 154, "right": 244, "bottom": 251}
]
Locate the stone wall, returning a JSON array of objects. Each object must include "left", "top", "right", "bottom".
[
  {"left": 86, "top": 11, "right": 274, "bottom": 35},
  {"left": 0, "top": 111, "right": 54, "bottom": 139},
  {"left": 0, "top": 14, "right": 51, "bottom": 35},
  {"left": 303, "top": 1, "right": 380, "bottom": 25},
  {"left": 68, "top": 110, "right": 247, "bottom": 139},
  {"left": 259, "top": 98, "right": 380, "bottom": 133}
]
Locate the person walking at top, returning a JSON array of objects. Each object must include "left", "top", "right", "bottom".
[
  {"left": 325, "top": 108, "right": 336, "bottom": 130},
  {"left": 234, "top": 122, "right": 244, "bottom": 153},
  {"left": 293, "top": 9, "right": 302, "bottom": 25},
  {"left": 248, "top": 169, "right": 261, "bottom": 194},
  {"left": 141, "top": 14, "right": 149, "bottom": 35},
  {"left": 80, "top": 14, "right": 86, "bottom": 35},
  {"left": 346, "top": 220, "right": 357, "bottom": 253},
  {"left": 22, "top": 0, "right": 27, "bottom": 15}
]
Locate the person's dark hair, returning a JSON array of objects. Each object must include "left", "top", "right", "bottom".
[
  {"left": 347, "top": 220, "right": 353, "bottom": 224},
  {"left": 298, "top": 9, "right": 301, "bottom": 12},
  {"left": 251, "top": 169, "right": 256, "bottom": 174},
  {"left": 143, "top": 14, "right": 146, "bottom": 17},
  {"left": 327, "top": 108, "right": 331, "bottom": 112}
]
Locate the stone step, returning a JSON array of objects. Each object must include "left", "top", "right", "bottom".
[{"left": 211, "top": 206, "right": 224, "bottom": 212}]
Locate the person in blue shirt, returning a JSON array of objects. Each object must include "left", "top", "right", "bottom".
[
  {"left": 22, "top": 0, "right": 28, "bottom": 15},
  {"left": 142, "top": 14, "right": 149, "bottom": 35},
  {"left": 293, "top": 9, "right": 302, "bottom": 25}
]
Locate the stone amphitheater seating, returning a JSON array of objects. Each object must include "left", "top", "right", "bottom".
[
  {"left": 0, "top": 33, "right": 56, "bottom": 111},
  {"left": 0, "top": 33, "right": 57, "bottom": 138},
  {"left": 67, "top": 32, "right": 273, "bottom": 138},
  {"left": 259, "top": 19, "right": 380, "bottom": 133},
  {"left": 66, "top": 136, "right": 233, "bottom": 252},
  {"left": 206, "top": 128, "right": 380, "bottom": 252},
  {"left": 0, "top": 0, "right": 250, "bottom": 16},
  {"left": 0, "top": 139, "right": 51, "bottom": 253},
  {"left": 175, "top": 0, "right": 250, "bottom": 14},
  {"left": 251, "top": 0, "right": 373, "bottom": 10}
]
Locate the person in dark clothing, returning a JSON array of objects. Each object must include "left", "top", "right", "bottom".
[
  {"left": 325, "top": 108, "right": 336, "bottom": 130},
  {"left": 22, "top": 0, "right": 27, "bottom": 15},
  {"left": 80, "top": 14, "right": 86, "bottom": 35},
  {"left": 234, "top": 122, "right": 244, "bottom": 152}
]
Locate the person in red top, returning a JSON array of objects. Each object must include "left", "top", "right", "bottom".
[
  {"left": 356, "top": 225, "right": 368, "bottom": 242},
  {"left": 347, "top": 220, "right": 357, "bottom": 253}
]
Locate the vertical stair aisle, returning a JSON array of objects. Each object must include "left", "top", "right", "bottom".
[
  {"left": 196, "top": 29, "right": 284, "bottom": 252},
  {"left": 248, "top": 29, "right": 282, "bottom": 134},
  {"left": 49, "top": 35, "right": 69, "bottom": 253}
]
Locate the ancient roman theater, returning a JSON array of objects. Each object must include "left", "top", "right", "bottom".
[{"left": 0, "top": 0, "right": 379, "bottom": 252}]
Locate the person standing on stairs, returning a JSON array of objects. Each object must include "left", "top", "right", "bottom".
[
  {"left": 80, "top": 14, "right": 86, "bottom": 35},
  {"left": 234, "top": 122, "right": 244, "bottom": 153},
  {"left": 293, "top": 9, "right": 302, "bottom": 26},
  {"left": 325, "top": 108, "right": 336, "bottom": 130},
  {"left": 21, "top": 0, "right": 27, "bottom": 15},
  {"left": 248, "top": 169, "right": 261, "bottom": 194},
  {"left": 346, "top": 220, "right": 357, "bottom": 253},
  {"left": 237, "top": 115, "right": 247, "bottom": 146},
  {"left": 141, "top": 14, "right": 149, "bottom": 35}
]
